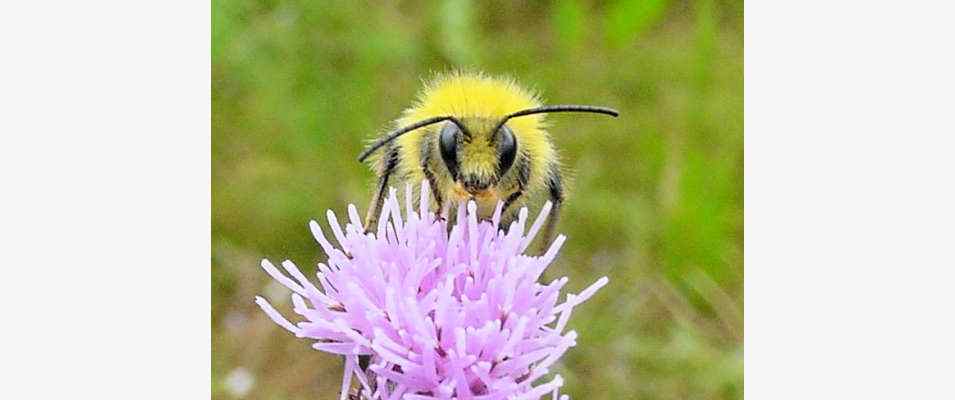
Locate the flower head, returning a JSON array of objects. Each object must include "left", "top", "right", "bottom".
[{"left": 256, "top": 182, "right": 608, "bottom": 399}]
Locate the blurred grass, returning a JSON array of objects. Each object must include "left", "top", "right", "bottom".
[{"left": 213, "top": 1, "right": 743, "bottom": 399}]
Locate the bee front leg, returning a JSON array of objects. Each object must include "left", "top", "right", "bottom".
[
  {"left": 364, "top": 175, "right": 389, "bottom": 233},
  {"left": 364, "top": 147, "right": 399, "bottom": 233},
  {"left": 500, "top": 156, "right": 531, "bottom": 231},
  {"left": 540, "top": 166, "right": 564, "bottom": 254},
  {"left": 420, "top": 135, "right": 445, "bottom": 219}
]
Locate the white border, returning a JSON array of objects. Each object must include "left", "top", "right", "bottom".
[
  {"left": 1, "top": 3, "right": 210, "bottom": 398},
  {"left": 746, "top": 1, "right": 955, "bottom": 398},
  {"left": 2, "top": 1, "right": 955, "bottom": 398}
]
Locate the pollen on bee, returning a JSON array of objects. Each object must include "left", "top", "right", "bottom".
[
  {"left": 453, "top": 184, "right": 469, "bottom": 199},
  {"left": 452, "top": 183, "right": 498, "bottom": 201}
]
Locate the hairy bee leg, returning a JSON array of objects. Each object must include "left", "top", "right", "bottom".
[
  {"left": 540, "top": 166, "right": 564, "bottom": 255},
  {"left": 364, "top": 147, "right": 400, "bottom": 233},
  {"left": 421, "top": 135, "right": 444, "bottom": 216},
  {"left": 502, "top": 189, "right": 524, "bottom": 215},
  {"left": 364, "top": 175, "right": 389, "bottom": 232},
  {"left": 500, "top": 157, "right": 531, "bottom": 231},
  {"left": 497, "top": 189, "right": 524, "bottom": 234},
  {"left": 423, "top": 166, "right": 444, "bottom": 216},
  {"left": 440, "top": 201, "right": 452, "bottom": 224},
  {"left": 541, "top": 202, "right": 562, "bottom": 252}
]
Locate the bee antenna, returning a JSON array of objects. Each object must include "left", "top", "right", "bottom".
[
  {"left": 493, "top": 105, "right": 619, "bottom": 133},
  {"left": 357, "top": 116, "right": 463, "bottom": 162}
]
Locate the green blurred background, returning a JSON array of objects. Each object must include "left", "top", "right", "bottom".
[{"left": 213, "top": 0, "right": 742, "bottom": 398}]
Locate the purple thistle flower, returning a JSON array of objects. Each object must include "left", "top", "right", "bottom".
[{"left": 255, "top": 182, "right": 609, "bottom": 400}]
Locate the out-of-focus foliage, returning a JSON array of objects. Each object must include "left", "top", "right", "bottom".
[{"left": 212, "top": 0, "right": 743, "bottom": 399}]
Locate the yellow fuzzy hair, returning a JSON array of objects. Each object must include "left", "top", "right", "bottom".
[{"left": 388, "top": 72, "right": 557, "bottom": 202}]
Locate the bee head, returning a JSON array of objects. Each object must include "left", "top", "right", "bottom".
[
  {"left": 438, "top": 118, "right": 518, "bottom": 196},
  {"left": 357, "top": 104, "right": 618, "bottom": 198}
]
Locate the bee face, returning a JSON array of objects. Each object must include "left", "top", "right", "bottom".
[{"left": 437, "top": 119, "right": 518, "bottom": 198}]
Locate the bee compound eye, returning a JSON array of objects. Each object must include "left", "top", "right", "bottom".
[
  {"left": 439, "top": 121, "right": 460, "bottom": 178},
  {"left": 497, "top": 125, "right": 517, "bottom": 176}
]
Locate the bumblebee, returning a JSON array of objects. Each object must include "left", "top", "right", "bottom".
[{"left": 358, "top": 72, "right": 618, "bottom": 248}]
